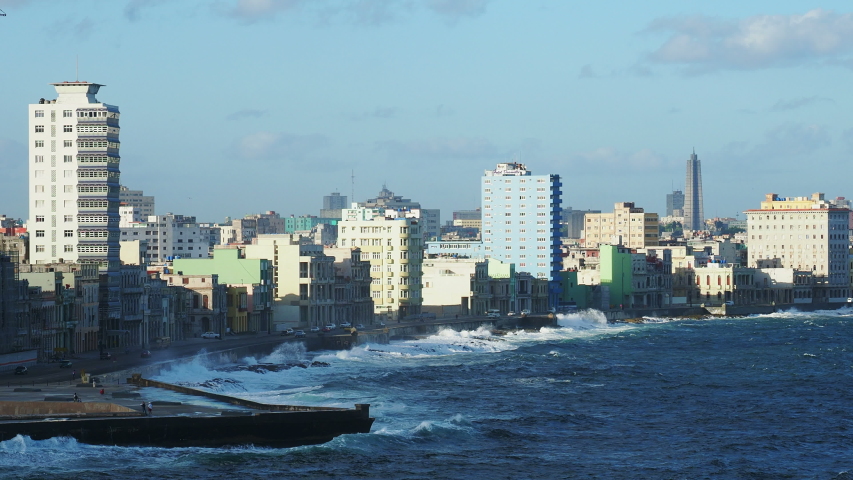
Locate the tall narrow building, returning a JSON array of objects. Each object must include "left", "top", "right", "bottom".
[
  {"left": 28, "top": 82, "right": 121, "bottom": 271},
  {"left": 481, "top": 162, "right": 562, "bottom": 288},
  {"left": 683, "top": 151, "right": 704, "bottom": 231}
]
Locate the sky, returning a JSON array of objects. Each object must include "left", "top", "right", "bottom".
[{"left": 1, "top": 0, "right": 853, "bottom": 224}]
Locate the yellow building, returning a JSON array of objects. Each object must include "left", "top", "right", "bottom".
[{"left": 583, "top": 202, "right": 659, "bottom": 249}]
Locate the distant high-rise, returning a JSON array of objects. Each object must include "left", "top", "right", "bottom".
[
  {"left": 683, "top": 151, "right": 704, "bottom": 231},
  {"left": 666, "top": 190, "right": 684, "bottom": 217},
  {"left": 320, "top": 192, "right": 348, "bottom": 219},
  {"left": 119, "top": 185, "right": 155, "bottom": 218}
]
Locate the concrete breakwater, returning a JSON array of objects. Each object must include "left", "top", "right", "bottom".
[{"left": 0, "top": 375, "right": 375, "bottom": 448}]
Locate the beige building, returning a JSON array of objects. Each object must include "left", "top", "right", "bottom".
[
  {"left": 745, "top": 193, "right": 850, "bottom": 302},
  {"left": 338, "top": 207, "right": 423, "bottom": 321},
  {"left": 583, "top": 202, "right": 659, "bottom": 249},
  {"left": 421, "top": 256, "right": 476, "bottom": 316}
]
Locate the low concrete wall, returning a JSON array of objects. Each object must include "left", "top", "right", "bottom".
[{"left": 0, "top": 400, "right": 136, "bottom": 416}]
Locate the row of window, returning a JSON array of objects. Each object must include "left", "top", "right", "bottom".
[{"left": 34, "top": 110, "right": 74, "bottom": 118}]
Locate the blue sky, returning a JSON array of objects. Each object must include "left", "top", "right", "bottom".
[{"left": 1, "top": 0, "right": 852, "bottom": 223}]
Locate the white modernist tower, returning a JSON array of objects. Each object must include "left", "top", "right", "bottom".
[{"left": 28, "top": 82, "right": 121, "bottom": 271}]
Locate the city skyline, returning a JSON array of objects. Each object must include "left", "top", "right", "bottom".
[{"left": 2, "top": 1, "right": 853, "bottom": 222}]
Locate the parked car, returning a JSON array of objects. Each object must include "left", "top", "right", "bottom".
[
  {"left": 201, "top": 331, "right": 221, "bottom": 339},
  {"left": 14, "top": 366, "right": 27, "bottom": 375},
  {"left": 294, "top": 330, "right": 306, "bottom": 338},
  {"left": 340, "top": 322, "right": 352, "bottom": 328},
  {"left": 140, "top": 350, "right": 151, "bottom": 358},
  {"left": 520, "top": 309, "right": 530, "bottom": 316},
  {"left": 59, "top": 360, "right": 73, "bottom": 368},
  {"left": 99, "top": 352, "right": 112, "bottom": 360},
  {"left": 322, "top": 325, "right": 333, "bottom": 332},
  {"left": 281, "top": 328, "right": 294, "bottom": 336},
  {"left": 355, "top": 324, "right": 366, "bottom": 329},
  {"left": 309, "top": 326, "right": 320, "bottom": 333}
]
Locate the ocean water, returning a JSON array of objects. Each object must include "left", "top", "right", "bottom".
[{"left": 2, "top": 309, "right": 853, "bottom": 479}]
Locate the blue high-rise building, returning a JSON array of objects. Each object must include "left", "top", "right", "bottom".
[{"left": 481, "top": 163, "right": 562, "bottom": 303}]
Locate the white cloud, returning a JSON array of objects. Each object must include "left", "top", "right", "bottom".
[
  {"left": 569, "top": 147, "right": 669, "bottom": 171},
  {"left": 237, "top": 131, "right": 330, "bottom": 160},
  {"left": 646, "top": 9, "right": 853, "bottom": 72},
  {"left": 768, "top": 96, "right": 833, "bottom": 112},
  {"left": 218, "top": 0, "right": 489, "bottom": 25},
  {"left": 376, "top": 136, "right": 500, "bottom": 159},
  {"left": 124, "top": 0, "right": 168, "bottom": 21},
  {"left": 718, "top": 123, "right": 831, "bottom": 169}
]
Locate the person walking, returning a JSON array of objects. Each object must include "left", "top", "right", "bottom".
[
  {"left": 147, "top": 402, "right": 153, "bottom": 416},
  {"left": 141, "top": 402, "right": 147, "bottom": 416},
  {"left": 71, "top": 370, "right": 76, "bottom": 381}
]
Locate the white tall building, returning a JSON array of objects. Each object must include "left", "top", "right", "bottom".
[
  {"left": 28, "top": 82, "right": 121, "bottom": 271},
  {"left": 481, "top": 163, "right": 562, "bottom": 282}
]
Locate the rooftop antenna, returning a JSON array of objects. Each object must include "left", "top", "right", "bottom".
[{"left": 350, "top": 169, "right": 355, "bottom": 204}]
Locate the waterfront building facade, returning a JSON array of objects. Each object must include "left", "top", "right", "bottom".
[
  {"left": 421, "top": 256, "right": 477, "bottom": 316},
  {"left": 481, "top": 162, "right": 562, "bottom": 285},
  {"left": 338, "top": 207, "right": 423, "bottom": 321},
  {"left": 172, "top": 249, "right": 273, "bottom": 333},
  {"left": 683, "top": 151, "right": 704, "bottom": 232},
  {"left": 745, "top": 193, "right": 851, "bottom": 302}
]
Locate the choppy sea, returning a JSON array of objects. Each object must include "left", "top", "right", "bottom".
[{"left": 2, "top": 308, "right": 853, "bottom": 479}]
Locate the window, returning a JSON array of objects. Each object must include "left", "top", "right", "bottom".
[
  {"left": 63, "top": 155, "right": 73, "bottom": 163},
  {"left": 63, "top": 230, "right": 73, "bottom": 237},
  {"left": 34, "top": 185, "right": 44, "bottom": 193},
  {"left": 63, "top": 110, "right": 73, "bottom": 118},
  {"left": 64, "top": 140, "right": 72, "bottom": 147},
  {"left": 35, "top": 230, "right": 45, "bottom": 237},
  {"left": 34, "top": 155, "right": 44, "bottom": 163},
  {"left": 64, "top": 215, "right": 73, "bottom": 222},
  {"left": 63, "top": 125, "right": 72, "bottom": 133},
  {"left": 35, "top": 216, "right": 45, "bottom": 222},
  {"left": 64, "top": 185, "right": 73, "bottom": 193},
  {"left": 35, "top": 125, "right": 44, "bottom": 133},
  {"left": 64, "top": 245, "right": 74, "bottom": 252},
  {"left": 34, "top": 200, "right": 44, "bottom": 207},
  {"left": 35, "top": 140, "right": 44, "bottom": 148},
  {"left": 35, "top": 245, "right": 45, "bottom": 253},
  {"left": 35, "top": 110, "right": 44, "bottom": 118}
]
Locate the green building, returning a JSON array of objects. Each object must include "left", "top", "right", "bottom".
[
  {"left": 599, "top": 245, "right": 634, "bottom": 309},
  {"left": 172, "top": 249, "right": 274, "bottom": 332},
  {"left": 559, "top": 270, "right": 593, "bottom": 310},
  {"left": 284, "top": 216, "right": 338, "bottom": 234}
]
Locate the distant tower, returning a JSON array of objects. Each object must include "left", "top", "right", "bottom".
[
  {"left": 683, "top": 150, "right": 704, "bottom": 231},
  {"left": 666, "top": 190, "right": 684, "bottom": 217}
]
